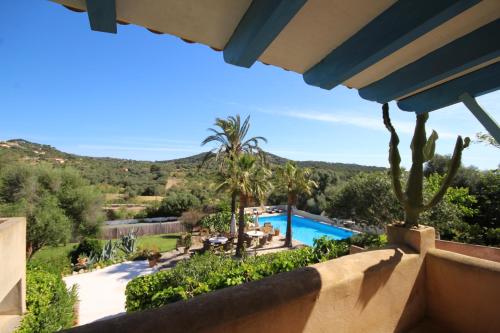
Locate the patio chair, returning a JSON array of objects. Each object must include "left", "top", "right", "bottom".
[
  {"left": 202, "top": 239, "right": 211, "bottom": 252},
  {"left": 259, "top": 236, "right": 267, "bottom": 247},
  {"left": 191, "top": 225, "right": 201, "bottom": 235},
  {"left": 244, "top": 234, "right": 253, "bottom": 248},
  {"left": 223, "top": 238, "right": 234, "bottom": 252},
  {"left": 200, "top": 228, "right": 210, "bottom": 237},
  {"left": 262, "top": 225, "right": 273, "bottom": 234}
]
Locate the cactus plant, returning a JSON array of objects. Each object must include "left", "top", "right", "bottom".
[{"left": 382, "top": 103, "right": 470, "bottom": 228}]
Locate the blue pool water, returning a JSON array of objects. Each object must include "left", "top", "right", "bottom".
[{"left": 259, "top": 214, "right": 354, "bottom": 246}]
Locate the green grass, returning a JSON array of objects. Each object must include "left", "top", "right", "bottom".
[
  {"left": 136, "top": 234, "right": 179, "bottom": 252},
  {"left": 29, "top": 233, "right": 180, "bottom": 275},
  {"left": 29, "top": 243, "right": 76, "bottom": 275}
]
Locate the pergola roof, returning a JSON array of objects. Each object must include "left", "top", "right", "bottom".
[{"left": 51, "top": 0, "right": 500, "bottom": 138}]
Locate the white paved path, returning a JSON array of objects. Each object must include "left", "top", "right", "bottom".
[{"left": 64, "top": 260, "right": 155, "bottom": 325}]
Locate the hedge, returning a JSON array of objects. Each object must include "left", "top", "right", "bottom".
[
  {"left": 126, "top": 237, "right": 351, "bottom": 312},
  {"left": 16, "top": 269, "right": 77, "bottom": 333}
]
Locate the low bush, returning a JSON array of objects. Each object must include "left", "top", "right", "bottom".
[
  {"left": 69, "top": 238, "right": 103, "bottom": 264},
  {"left": 125, "top": 237, "right": 349, "bottom": 312},
  {"left": 199, "top": 211, "right": 253, "bottom": 233},
  {"left": 350, "top": 233, "right": 387, "bottom": 249},
  {"left": 16, "top": 269, "right": 77, "bottom": 333},
  {"left": 199, "top": 211, "right": 231, "bottom": 233},
  {"left": 145, "top": 191, "right": 201, "bottom": 217},
  {"left": 28, "top": 244, "right": 73, "bottom": 276}
]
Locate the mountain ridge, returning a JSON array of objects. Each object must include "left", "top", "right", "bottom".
[
  {"left": 1, "top": 138, "right": 386, "bottom": 171},
  {"left": 0, "top": 139, "right": 386, "bottom": 196}
]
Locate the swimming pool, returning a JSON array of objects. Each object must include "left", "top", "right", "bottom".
[{"left": 258, "top": 214, "right": 354, "bottom": 246}]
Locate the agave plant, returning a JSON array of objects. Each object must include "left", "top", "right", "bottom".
[
  {"left": 87, "top": 252, "right": 99, "bottom": 268},
  {"left": 119, "top": 230, "right": 138, "bottom": 255},
  {"left": 101, "top": 239, "right": 117, "bottom": 261},
  {"left": 383, "top": 103, "right": 470, "bottom": 227}
]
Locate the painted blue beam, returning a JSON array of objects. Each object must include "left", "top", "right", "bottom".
[
  {"left": 223, "top": 0, "right": 306, "bottom": 68},
  {"left": 86, "top": 0, "right": 117, "bottom": 34},
  {"left": 303, "top": 0, "right": 480, "bottom": 90},
  {"left": 460, "top": 93, "right": 500, "bottom": 144},
  {"left": 359, "top": 19, "right": 500, "bottom": 103},
  {"left": 397, "top": 62, "right": 500, "bottom": 114}
]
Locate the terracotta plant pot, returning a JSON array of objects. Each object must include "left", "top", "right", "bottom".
[
  {"left": 148, "top": 258, "right": 157, "bottom": 268},
  {"left": 77, "top": 257, "right": 88, "bottom": 266}
]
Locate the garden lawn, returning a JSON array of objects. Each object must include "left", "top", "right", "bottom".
[
  {"left": 29, "top": 243, "right": 75, "bottom": 275},
  {"left": 136, "top": 234, "right": 179, "bottom": 252}
]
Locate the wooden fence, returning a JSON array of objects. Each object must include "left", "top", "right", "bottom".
[{"left": 100, "top": 221, "right": 186, "bottom": 239}]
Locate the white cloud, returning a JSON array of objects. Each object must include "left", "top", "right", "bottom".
[{"left": 278, "top": 110, "right": 460, "bottom": 139}]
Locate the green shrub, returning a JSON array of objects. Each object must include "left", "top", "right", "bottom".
[
  {"left": 146, "top": 191, "right": 201, "bottom": 217},
  {"left": 69, "top": 238, "right": 103, "bottom": 264},
  {"left": 28, "top": 243, "right": 75, "bottom": 276},
  {"left": 350, "top": 233, "right": 388, "bottom": 249},
  {"left": 16, "top": 269, "right": 77, "bottom": 333},
  {"left": 199, "top": 211, "right": 231, "bottom": 233},
  {"left": 312, "top": 236, "right": 350, "bottom": 261},
  {"left": 126, "top": 238, "right": 350, "bottom": 312}
]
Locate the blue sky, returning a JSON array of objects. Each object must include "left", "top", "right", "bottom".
[{"left": 1, "top": 1, "right": 499, "bottom": 169}]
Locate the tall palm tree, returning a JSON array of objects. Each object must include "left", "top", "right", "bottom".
[
  {"left": 201, "top": 115, "right": 267, "bottom": 236},
  {"left": 276, "top": 161, "right": 317, "bottom": 247},
  {"left": 217, "top": 154, "right": 272, "bottom": 256}
]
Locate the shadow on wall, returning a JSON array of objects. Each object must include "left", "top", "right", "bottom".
[
  {"left": 356, "top": 248, "right": 403, "bottom": 310},
  {"left": 394, "top": 260, "right": 426, "bottom": 332}
]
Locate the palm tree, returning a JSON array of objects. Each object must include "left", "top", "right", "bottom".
[
  {"left": 201, "top": 115, "right": 267, "bottom": 236},
  {"left": 217, "top": 154, "right": 272, "bottom": 256},
  {"left": 276, "top": 161, "right": 317, "bottom": 247}
]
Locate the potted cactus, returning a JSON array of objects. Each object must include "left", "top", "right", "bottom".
[{"left": 382, "top": 104, "right": 469, "bottom": 249}]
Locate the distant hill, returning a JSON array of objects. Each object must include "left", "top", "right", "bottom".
[{"left": 0, "top": 139, "right": 385, "bottom": 196}]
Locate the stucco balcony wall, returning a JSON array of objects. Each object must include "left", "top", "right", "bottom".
[
  {"left": 0, "top": 217, "right": 26, "bottom": 333},
  {"left": 425, "top": 248, "right": 500, "bottom": 332}
]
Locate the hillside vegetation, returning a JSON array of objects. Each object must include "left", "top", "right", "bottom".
[
  {"left": 0, "top": 139, "right": 384, "bottom": 199},
  {"left": 1, "top": 138, "right": 497, "bottom": 247}
]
